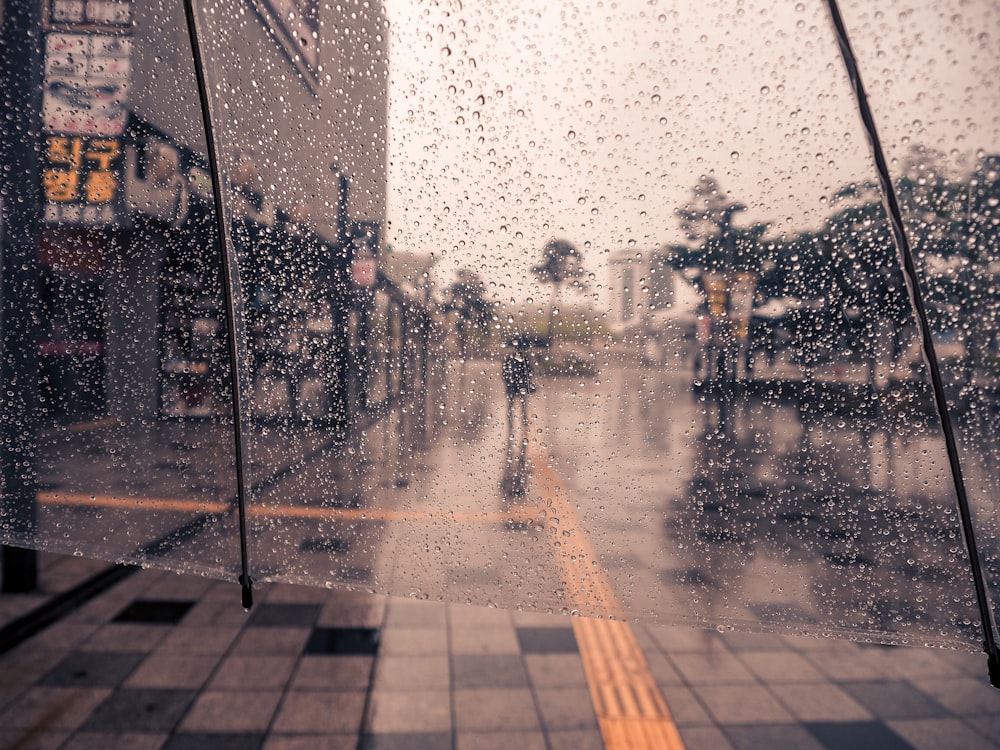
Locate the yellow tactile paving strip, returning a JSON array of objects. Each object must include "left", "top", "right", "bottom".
[
  {"left": 574, "top": 618, "right": 686, "bottom": 750},
  {"left": 530, "top": 446, "right": 686, "bottom": 750}
]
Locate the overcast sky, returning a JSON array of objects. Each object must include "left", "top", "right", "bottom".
[{"left": 382, "top": 0, "right": 1000, "bottom": 309}]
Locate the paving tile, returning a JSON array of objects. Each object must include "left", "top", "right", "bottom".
[
  {"left": 115, "top": 600, "right": 196, "bottom": 625},
  {"left": 533, "top": 687, "right": 599, "bottom": 730},
  {"left": 455, "top": 730, "right": 547, "bottom": 750},
  {"left": 0, "top": 686, "right": 112, "bottom": 731},
  {"left": 149, "top": 575, "right": 216, "bottom": 601},
  {"left": 270, "top": 691, "right": 367, "bottom": 734},
  {"left": 910, "top": 675, "right": 1000, "bottom": 715},
  {"left": 515, "top": 627, "right": 577, "bottom": 654},
  {"left": 125, "top": 653, "right": 220, "bottom": 690},
  {"left": 156, "top": 626, "right": 242, "bottom": 656},
  {"left": 718, "top": 631, "right": 791, "bottom": 652},
  {"left": 202, "top": 581, "right": 243, "bottom": 601},
  {"left": 545, "top": 729, "right": 606, "bottom": 750},
  {"left": 452, "top": 653, "right": 528, "bottom": 688},
  {"left": 82, "top": 688, "right": 196, "bottom": 732},
  {"left": 0, "top": 729, "right": 69, "bottom": 750},
  {"left": 878, "top": 646, "right": 966, "bottom": 680},
  {"left": 384, "top": 600, "right": 448, "bottom": 628},
  {"left": 40, "top": 651, "right": 143, "bottom": 687},
  {"left": 628, "top": 623, "right": 661, "bottom": 653},
  {"left": 163, "top": 733, "right": 265, "bottom": 749},
  {"left": 450, "top": 626, "right": 520, "bottom": 655},
  {"left": 646, "top": 625, "right": 723, "bottom": 653},
  {"left": 359, "top": 732, "right": 452, "bottom": 749},
  {"left": 378, "top": 627, "right": 449, "bottom": 656},
  {"left": 71, "top": 586, "right": 151, "bottom": 625},
  {"left": 839, "top": 681, "right": 948, "bottom": 719},
  {"left": 669, "top": 650, "right": 758, "bottom": 685},
  {"left": 453, "top": 688, "right": 541, "bottom": 732},
  {"left": 374, "top": 655, "right": 451, "bottom": 690},
  {"left": 693, "top": 685, "right": 797, "bottom": 725},
  {"left": 179, "top": 690, "right": 283, "bottom": 733},
  {"left": 27, "top": 620, "right": 102, "bottom": 651},
  {"left": 290, "top": 655, "right": 374, "bottom": 690},
  {"left": 523, "top": 654, "right": 589, "bottom": 688},
  {"left": 304, "top": 627, "right": 380, "bottom": 655},
  {"left": 182, "top": 599, "right": 254, "bottom": 628},
  {"left": 248, "top": 604, "right": 322, "bottom": 628},
  {"left": 804, "top": 720, "right": 916, "bottom": 750},
  {"left": 80, "top": 623, "right": 172, "bottom": 653},
  {"left": 0, "top": 649, "right": 69, "bottom": 689},
  {"left": 511, "top": 611, "right": 569, "bottom": 628},
  {"left": 803, "top": 648, "right": 901, "bottom": 681},
  {"left": 365, "top": 690, "right": 451, "bottom": 734},
  {"left": 60, "top": 731, "right": 169, "bottom": 750},
  {"left": 769, "top": 682, "right": 873, "bottom": 722},
  {"left": 643, "top": 650, "right": 685, "bottom": 686},
  {"left": 659, "top": 684, "right": 714, "bottom": 725},
  {"left": 678, "top": 724, "right": 738, "bottom": 750},
  {"left": 0, "top": 654, "right": 75, "bottom": 721},
  {"left": 317, "top": 594, "right": 385, "bottom": 628},
  {"left": 790, "top": 637, "right": 863, "bottom": 653},
  {"left": 936, "top": 649, "right": 988, "bottom": 673},
  {"left": 888, "top": 717, "right": 1000, "bottom": 750},
  {"left": 448, "top": 603, "right": 513, "bottom": 629},
  {"left": 965, "top": 713, "right": 1000, "bottom": 738},
  {"left": 0, "top": 681, "right": 25, "bottom": 715},
  {"left": 262, "top": 736, "right": 356, "bottom": 750},
  {"left": 231, "top": 627, "right": 311, "bottom": 657},
  {"left": 737, "top": 650, "right": 825, "bottom": 682},
  {"left": 723, "top": 723, "right": 825, "bottom": 750},
  {"left": 0, "top": 595, "right": 48, "bottom": 624},
  {"left": 262, "top": 584, "right": 333, "bottom": 605},
  {"left": 208, "top": 656, "right": 298, "bottom": 690}
]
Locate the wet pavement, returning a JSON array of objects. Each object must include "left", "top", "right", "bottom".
[
  {"left": 2, "top": 550, "right": 1000, "bottom": 749},
  {"left": 3, "top": 358, "right": 1000, "bottom": 748}
]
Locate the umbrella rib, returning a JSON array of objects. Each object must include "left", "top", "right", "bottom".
[
  {"left": 825, "top": 0, "right": 999, "bottom": 684},
  {"left": 182, "top": 0, "right": 254, "bottom": 609}
]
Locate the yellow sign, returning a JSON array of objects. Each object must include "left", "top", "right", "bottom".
[{"left": 42, "top": 136, "right": 121, "bottom": 223}]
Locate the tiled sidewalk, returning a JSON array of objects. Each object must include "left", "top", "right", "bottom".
[
  {"left": 2, "top": 554, "right": 1000, "bottom": 750},
  {"left": 637, "top": 625, "right": 1000, "bottom": 750},
  {"left": 0, "top": 563, "right": 606, "bottom": 750}
]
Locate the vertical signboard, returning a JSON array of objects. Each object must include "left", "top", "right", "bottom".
[{"left": 40, "top": 0, "right": 134, "bottom": 225}]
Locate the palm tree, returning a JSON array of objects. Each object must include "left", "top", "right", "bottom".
[{"left": 532, "top": 238, "right": 585, "bottom": 344}]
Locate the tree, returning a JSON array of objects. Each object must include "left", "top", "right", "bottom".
[
  {"left": 444, "top": 268, "right": 495, "bottom": 358},
  {"left": 532, "top": 238, "right": 585, "bottom": 343},
  {"left": 671, "top": 176, "right": 768, "bottom": 275},
  {"left": 667, "top": 178, "right": 771, "bottom": 380}
]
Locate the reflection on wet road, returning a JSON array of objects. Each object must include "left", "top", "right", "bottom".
[{"left": 32, "top": 361, "right": 987, "bottom": 651}]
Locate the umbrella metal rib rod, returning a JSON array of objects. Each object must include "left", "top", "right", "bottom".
[
  {"left": 182, "top": 0, "right": 254, "bottom": 609},
  {"left": 825, "top": 0, "right": 999, "bottom": 684}
]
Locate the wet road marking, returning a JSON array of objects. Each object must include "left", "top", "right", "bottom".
[
  {"left": 530, "top": 445, "right": 686, "bottom": 750},
  {"left": 37, "top": 491, "right": 543, "bottom": 525}
]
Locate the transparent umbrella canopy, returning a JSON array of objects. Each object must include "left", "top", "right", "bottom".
[{"left": 2, "top": 0, "right": 1000, "bottom": 680}]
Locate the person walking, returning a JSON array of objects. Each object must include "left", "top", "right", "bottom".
[{"left": 502, "top": 338, "right": 534, "bottom": 435}]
